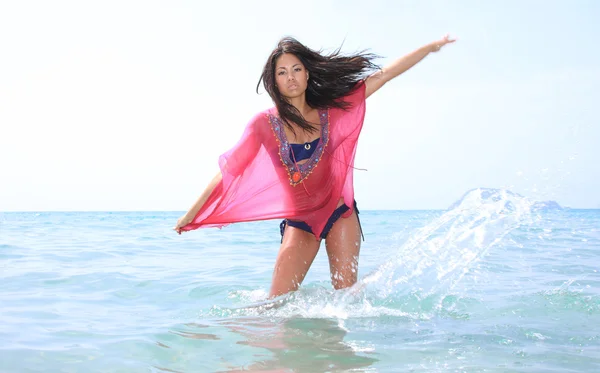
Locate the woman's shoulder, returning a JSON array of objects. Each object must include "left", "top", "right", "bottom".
[
  {"left": 338, "top": 80, "right": 366, "bottom": 105},
  {"left": 329, "top": 80, "right": 366, "bottom": 114},
  {"left": 244, "top": 108, "right": 272, "bottom": 125},
  {"left": 244, "top": 107, "right": 277, "bottom": 137}
]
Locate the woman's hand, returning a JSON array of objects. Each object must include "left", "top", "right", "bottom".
[
  {"left": 430, "top": 34, "right": 457, "bottom": 52},
  {"left": 174, "top": 215, "right": 193, "bottom": 235}
]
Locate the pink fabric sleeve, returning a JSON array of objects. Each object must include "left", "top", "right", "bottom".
[
  {"left": 181, "top": 112, "right": 269, "bottom": 231},
  {"left": 218, "top": 112, "right": 263, "bottom": 178}
]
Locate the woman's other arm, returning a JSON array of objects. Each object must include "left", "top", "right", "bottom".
[{"left": 174, "top": 171, "right": 223, "bottom": 234}]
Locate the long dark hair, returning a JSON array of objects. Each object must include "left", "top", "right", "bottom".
[{"left": 257, "top": 37, "right": 380, "bottom": 134}]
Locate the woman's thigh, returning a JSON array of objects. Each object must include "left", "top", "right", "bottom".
[
  {"left": 270, "top": 225, "right": 321, "bottom": 298},
  {"left": 324, "top": 210, "right": 362, "bottom": 290}
]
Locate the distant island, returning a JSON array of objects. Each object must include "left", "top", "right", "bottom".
[
  {"left": 532, "top": 200, "right": 564, "bottom": 210},
  {"left": 448, "top": 188, "right": 565, "bottom": 211}
]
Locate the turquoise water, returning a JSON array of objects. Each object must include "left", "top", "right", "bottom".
[{"left": 1, "top": 189, "right": 599, "bottom": 372}]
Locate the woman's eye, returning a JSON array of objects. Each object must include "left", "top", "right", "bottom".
[
  {"left": 294, "top": 68, "right": 301, "bottom": 72},
  {"left": 278, "top": 71, "right": 285, "bottom": 76}
]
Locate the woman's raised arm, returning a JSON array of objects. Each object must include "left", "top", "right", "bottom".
[{"left": 364, "top": 34, "right": 456, "bottom": 99}]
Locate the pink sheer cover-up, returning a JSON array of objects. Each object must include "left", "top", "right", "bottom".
[{"left": 181, "top": 81, "right": 367, "bottom": 239}]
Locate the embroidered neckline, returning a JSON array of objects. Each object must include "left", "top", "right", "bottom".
[{"left": 267, "top": 109, "right": 330, "bottom": 186}]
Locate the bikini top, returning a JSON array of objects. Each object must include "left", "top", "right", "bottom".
[{"left": 289, "top": 137, "right": 320, "bottom": 162}]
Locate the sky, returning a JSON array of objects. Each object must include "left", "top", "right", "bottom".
[{"left": 1, "top": 0, "right": 599, "bottom": 211}]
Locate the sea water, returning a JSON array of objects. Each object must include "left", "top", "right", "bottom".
[{"left": 1, "top": 188, "right": 599, "bottom": 372}]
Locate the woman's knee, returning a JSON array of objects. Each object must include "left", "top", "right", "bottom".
[
  {"left": 331, "top": 269, "right": 358, "bottom": 289},
  {"left": 330, "top": 257, "right": 359, "bottom": 288}
]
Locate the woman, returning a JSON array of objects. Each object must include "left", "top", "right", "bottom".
[{"left": 174, "top": 35, "right": 455, "bottom": 298}]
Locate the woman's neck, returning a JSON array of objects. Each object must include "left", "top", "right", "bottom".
[{"left": 287, "top": 94, "right": 312, "bottom": 117}]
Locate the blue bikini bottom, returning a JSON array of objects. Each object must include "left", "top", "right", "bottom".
[{"left": 279, "top": 200, "right": 364, "bottom": 241}]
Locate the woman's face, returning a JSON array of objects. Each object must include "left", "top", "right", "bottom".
[{"left": 274, "top": 53, "right": 309, "bottom": 99}]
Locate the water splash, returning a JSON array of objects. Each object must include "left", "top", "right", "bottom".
[
  {"left": 213, "top": 287, "right": 420, "bottom": 320},
  {"left": 361, "top": 188, "right": 535, "bottom": 301}
]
